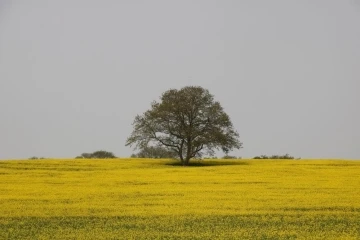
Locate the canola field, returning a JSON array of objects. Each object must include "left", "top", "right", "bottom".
[{"left": 0, "top": 159, "right": 360, "bottom": 239}]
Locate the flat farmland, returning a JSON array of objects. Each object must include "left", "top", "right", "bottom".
[{"left": 0, "top": 159, "right": 359, "bottom": 239}]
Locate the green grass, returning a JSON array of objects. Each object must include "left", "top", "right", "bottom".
[{"left": 2, "top": 214, "right": 360, "bottom": 239}]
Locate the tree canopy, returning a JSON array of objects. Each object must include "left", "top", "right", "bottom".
[
  {"left": 126, "top": 86, "right": 242, "bottom": 166},
  {"left": 130, "top": 146, "right": 177, "bottom": 159}
]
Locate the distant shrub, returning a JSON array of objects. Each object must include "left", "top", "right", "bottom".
[
  {"left": 76, "top": 150, "right": 116, "bottom": 159},
  {"left": 91, "top": 151, "right": 116, "bottom": 159},
  {"left": 222, "top": 155, "right": 241, "bottom": 159},
  {"left": 253, "top": 154, "right": 295, "bottom": 159}
]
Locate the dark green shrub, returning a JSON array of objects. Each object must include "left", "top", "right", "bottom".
[
  {"left": 76, "top": 151, "right": 116, "bottom": 159},
  {"left": 253, "top": 154, "right": 295, "bottom": 159}
]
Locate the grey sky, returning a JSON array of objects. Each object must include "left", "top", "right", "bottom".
[{"left": 0, "top": 0, "right": 359, "bottom": 159}]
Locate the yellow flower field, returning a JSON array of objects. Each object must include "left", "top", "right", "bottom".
[{"left": 0, "top": 159, "right": 359, "bottom": 239}]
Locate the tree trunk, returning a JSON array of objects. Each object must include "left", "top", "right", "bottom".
[
  {"left": 179, "top": 155, "right": 185, "bottom": 166},
  {"left": 184, "top": 138, "right": 192, "bottom": 166},
  {"left": 184, "top": 156, "right": 191, "bottom": 166},
  {"left": 178, "top": 149, "right": 185, "bottom": 166}
]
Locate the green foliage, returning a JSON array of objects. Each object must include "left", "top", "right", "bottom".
[
  {"left": 253, "top": 154, "right": 295, "bottom": 159},
  {"left": 126, "top": 86, "right": 242, "bottom": 166},
  {"left": 131, "top": 146, "right": 177, "bottom": 159},
  {"left": 81, "top": 153, "right": 92, "bottom": 158},
  {"left": 76, "top": 150, "right": 116, "bottom": 159},
  {"left": 28, "top": 157, "right": 45, "bottom": 160},
  {"left": 222, "top": 155, "right": 241, "bottom": 159}
]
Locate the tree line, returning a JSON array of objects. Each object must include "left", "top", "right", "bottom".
[{"left": 29, "top": 149, "right": 296, "bottom": 160}]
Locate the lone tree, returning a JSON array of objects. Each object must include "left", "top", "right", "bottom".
[{"left": 126, "top": 86, "right": 242, "bottom": 166}]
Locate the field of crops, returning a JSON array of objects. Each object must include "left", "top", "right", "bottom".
[{"left": 0, "top": 159, "right": 359, "bottom": 239}]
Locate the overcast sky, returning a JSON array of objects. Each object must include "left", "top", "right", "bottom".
[{"left": 0, "top": 0, "right": 359, "bottom": 159}]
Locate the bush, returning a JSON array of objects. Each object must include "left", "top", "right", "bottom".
[
  {"left": 76, "top": 150, "right": 116, "bottom": 159},
  {"left": 222, "top": 155, "right": 241, "bottom": 159},
  {"left": 253, "top": 154, "right": 295, "bottom": 159}
]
